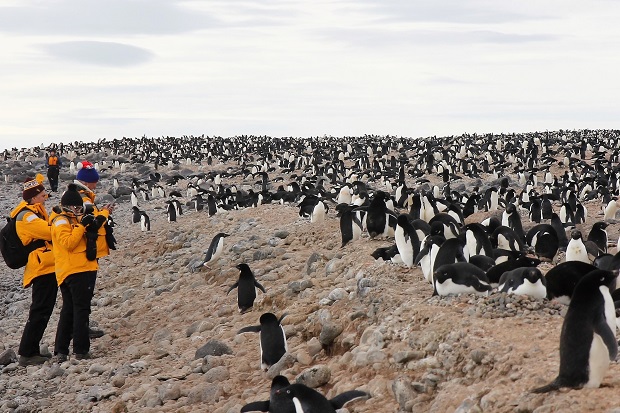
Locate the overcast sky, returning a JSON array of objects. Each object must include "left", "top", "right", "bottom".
[{"left": 1, "top": 0, "right": 619, "bottom": 152}]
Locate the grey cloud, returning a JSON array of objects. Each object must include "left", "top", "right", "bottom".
[
  {"left": 0, "top": 0, "right": 218, "bottom": 36},
  {"left": 40, "top": 41, "right": 154, "bottom": 67}
]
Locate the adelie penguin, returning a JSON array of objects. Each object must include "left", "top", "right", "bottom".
[
  {"left": 490, "top": 226, "right": 525, "bottom": 260},
  {"left": 498, "top": 267, "right": 547, "bottom": 299},
  {"left": 189, "top": 232, "right": 230, "bottom": 272},
  {"left": 206, "top": 193, "right": 218, "bottom": 216},
  {"left": 240, "top": 375, "right": 368, "bottom": 413},
  {"left": 166, "top": 200, "right": 180, "bottom": 222},
  {"left": 468, "top": 254, "right": 496, "bottom": 271},
  {"left": 360, "top": 191, "right": 396, "bottom": 238},
  {"left": 432, "top": 262, "right": 492, "bottom": 296},
  {"left": 227, "top": 263, "right": 266, "bottom": 313},
  {"left": 603, "top": 199, "right": 620, "bottom": 220},
  {"left": 371, "top": 244, "right": 403, "bottom": 265},
  {"left": 587, "top": 221, "right": 609, "bottom": 254},
  {"left": 238, "top": 313, "right": 287, "bottom": 371},
  {"left": 565, "top": 230, "right": 590, "bottom": 264},
  {"left": 501, "top": 203, "right": 525, "bottom": 243},
  {"left": 545, "top": 261, "right": 598, "bottom": 304},
  {"left": 394, "top": 214, "right": 420, "bottom": 267},
  {"left": 139, "top": 211, "right": 150, "bottom": 232},
  {"left": 432, "top": 237, "right": 469, "bottom": 272},
  {"left": 526, "top": 224, "right": 559, "bottom": 262},
  {"left": 337, "top": 204, "right": 364, "bottom": 248},
  {"left": 297, "top": 196, "right": 328, "bottom": 223},
  {"left": 550, "top": 212, "right": 569, "bottom": 250},
  {"left": 415, "top": 235, "right": 444, "bottom": 283},
  {"left": 428, "top": 213, "right": 460, "bottom": 239},
  {"left": 461, "top": 223, "right": 493, "bottom": 258},
  {"left": 273, "top": 382, "right": 368, "bottom": 413},
  {"left": 131, "top": 205, "right": 142, "bottom": 224},
  {"left": 484, "top": 255, "right": 541, "bottom": 286},
  {"left": 532, "top": 269, "right": 618, "bottom": 393}
]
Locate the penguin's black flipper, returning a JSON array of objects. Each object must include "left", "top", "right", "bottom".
[
  {"left": 237, "top": 325, "right": 261, "bottom": 334},
  {"left": 240, "top": 401, "right": 270, "bottom": 412},
  {"left": 413, "top": 248, "right": 427, "bottom": 266},
  {"left": 226, "top": 282, "right": 239, "bottom": 295},
  {"left": 593, "top": 319, "right": 619, "bottom": 360},
  {"left": 330, "top": 390, "right": 370, "bottom": 409},
  {"left": 278, "top": 313, "right": 288, "bottom": 324},
  {"left": 255, "top": 281, "right": 266, "bottom": 294}
]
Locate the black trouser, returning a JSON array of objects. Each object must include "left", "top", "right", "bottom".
[
  {"left": 54, "top": 271, "right": 96, "bottom": 356},
  {"left": 18, "top": 273, "right": 58, "bottom": 357},
  {"left": 47, "top": 167, "right": 59, "bottom": 191}
]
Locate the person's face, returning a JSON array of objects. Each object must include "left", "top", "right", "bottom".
[
  {"left": 84, "top": 181, "right": 97, "bottom": 191},
  {"left": 63, "top": 205, "right": 84, "bottom": 216},
  {"left": 30, "top": 190, "right": 48, "bottom": 204}
]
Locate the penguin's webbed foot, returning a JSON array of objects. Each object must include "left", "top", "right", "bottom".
[
  {"left": 530, "top": 380, "right": 560, "bottom": 393},
  {"left": 188, "top": 262, "right": 204, "bottom": 273}
]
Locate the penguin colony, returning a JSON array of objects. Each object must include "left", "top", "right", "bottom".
[{"left": 6, "top": 130, "right": 620, "bottom": 409}]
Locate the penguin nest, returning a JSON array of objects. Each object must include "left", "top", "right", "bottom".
[{"left": 428, "top": 292, "right": 565, "bottom": 319}]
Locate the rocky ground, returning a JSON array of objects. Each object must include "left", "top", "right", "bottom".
[{"left": 1, "top": 148, "right": 620, "bottom": 413}]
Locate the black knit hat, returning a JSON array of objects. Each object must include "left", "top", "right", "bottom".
[{"left": 60, "top": 183, "right": 84, "bottom": 207}]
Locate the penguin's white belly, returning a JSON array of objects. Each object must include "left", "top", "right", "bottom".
[
  {"left": 435, "top": 279, "right": 488, "bottom": 296},
  {"left": 436, "top": 279, "right": 474, "bottom": 296},
  {"left": 352, "top": 220, "right": 362, "bottom": 242},
  {"left": 390, "top": 253, "right": 403, "bottom": 265},
  {"left": 510, "top": 280, "right": 547, "bottom": 300},
  {"left": 395, "top": 229, "right": 414, "bottom": 268},
  {"left": 420, "top": 254, "right": 433, "bottom": 283},
  {"left": 384, "top": 214, "right": 394, "bottom": 237},
  {"left": 566, "top": 241, "right": 589, "bottom": 263},
  {"left": 586, "top": 334, "right": 610, "bottom": 388}
]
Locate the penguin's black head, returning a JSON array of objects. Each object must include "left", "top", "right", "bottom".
[
  {"left": 271, "top": 375, "right": 291, "bottom": 393},
  {"left": 430, "top": 221, "right": 444, "bottom": 236},
  {"left": 595, "top": 222, "right": 609, "bottom": 229},
  {"left": 433, "top": 267, "right": 449, "bottom": 283},
  {"left": 236, "top": 263, "right": 250, "bottom": 272},
  {"left": 218, "top": 233, "right": 230, "bottom": 238},
  {"left": 586, "top": 269, "right": 618, "bottom": 291},
  {"left": 506, "top": 203, "right": 516, "bottom": 213},
  {"left": 525, "top": 268, "right": 543, "bottom": 283},
  {"left": 259, "top": 312, "right": 278, "bottom": 325},
  {"left": 371, "top": 247, "right": 388, "bottom": 260},
  {"left": 397, "top": 214, "right": 410, "bottom": 227},
  {"left": 570, "top": 230, "right": 582, "bottom": 240}
]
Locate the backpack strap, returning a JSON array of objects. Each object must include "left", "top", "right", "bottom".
[{"left": 15, "top": 209, "right": 30, "bottom": 222}]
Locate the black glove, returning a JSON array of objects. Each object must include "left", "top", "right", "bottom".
[
  {"left": 105, "top": 222, "right": 117, "bottom": 250},
  {"left": 88, "top": 215, "right": 107, "bottom": 230},
  {"left": 80, "top": 214, "right": 96, "bottom": 227},
  {"left": 85, "top": 231, "right": 98, "bottom": 261}
]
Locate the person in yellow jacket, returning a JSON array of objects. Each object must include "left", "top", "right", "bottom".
[
  {"left": 50, "top": 184, "right": 107, "bottom": 361},
  {"left": 46, "top": 148, "right": 62, "bottom": 192},
  {"left": 72, "top": 160, "right": 116, "bottom": 339},
  {"left": 13, "top": 174, "right": 56, "bottom": 366},
  {"left": 73, "top": 160, "right": 115, "bottom": 259}
]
